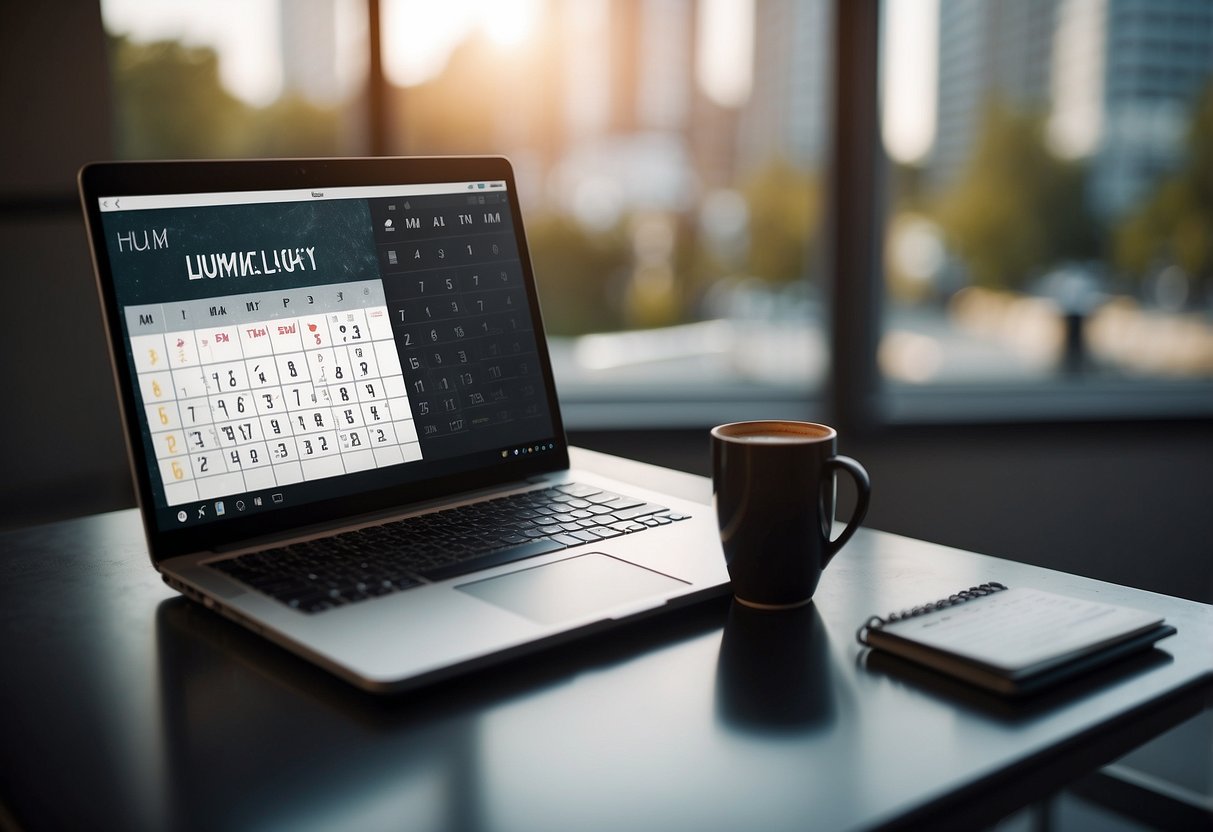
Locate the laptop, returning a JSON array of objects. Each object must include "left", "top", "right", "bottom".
[{"left": 78, "top": 157, "right": 729, "bottom": 693}]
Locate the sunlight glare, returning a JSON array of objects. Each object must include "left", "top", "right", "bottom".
[
  {"left": 479, "top": 0, "right": 539, "bottom": 48},
  {"left": 882, "top": 0, "right": 938, "bottom": 164},
  {"left": 382, "top": 0, "right": 476, "bottom": 87},
  {"left": 100, "top": 0, "right": 282, "bottom": 106},
  {"left": 382, "top": 0, "right": 539, "bottom": 87},
  {"left": 696, "top": 0, "right": 754, "bottom": 108}
]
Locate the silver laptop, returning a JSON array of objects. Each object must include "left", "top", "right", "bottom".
[{"left": 79, "top": 157, "right": 728, "bottom": 693}]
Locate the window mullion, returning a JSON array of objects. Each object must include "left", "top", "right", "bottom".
[{"left": 826, "top": 0, "right": 885, "bottom": 434}]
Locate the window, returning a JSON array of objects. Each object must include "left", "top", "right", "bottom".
[
  {"left": 98, "top": 0, "right": 1213, "bottom": 429},
  {"left": 880, "top": 0, "right": 1213, "bottom": 421}
]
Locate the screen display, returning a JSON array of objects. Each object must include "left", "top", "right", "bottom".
[{"left": 96, "top": 179, "right": 557, "bottom": 534}]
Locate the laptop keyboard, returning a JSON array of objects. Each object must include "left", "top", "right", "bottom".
[{"left": 210, "top": 483, "right": 690, "bottom": 613}]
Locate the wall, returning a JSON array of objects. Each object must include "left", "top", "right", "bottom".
[{"left": 0, "top": 4, "right": 134, "bottom": 526}]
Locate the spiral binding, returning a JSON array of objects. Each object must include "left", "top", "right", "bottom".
[{"left": 855, "top": 582, "right": 1008, "bottom": 646}]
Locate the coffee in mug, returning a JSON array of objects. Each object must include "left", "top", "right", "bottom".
[{"left": 711, "top": 421, "right": 870, "bottom": 609}]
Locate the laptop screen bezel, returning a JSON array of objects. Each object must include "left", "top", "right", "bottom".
[{"left": 79, "top": 157, "right": 570, "bottom": 563}]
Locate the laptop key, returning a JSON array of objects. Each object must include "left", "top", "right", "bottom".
[
  {"left": 612, "top": 504, "right": 666, "bottom": 521},
  {"left": 602, "top": 496, "right": 646, "bottom": 510},
  {"left": 555, "top": 483, "right": 602, "bottom": 498}
]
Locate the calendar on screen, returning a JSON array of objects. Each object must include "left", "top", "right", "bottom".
[{"left": 125, "top": 280, "right": 420, "bottom": 507}]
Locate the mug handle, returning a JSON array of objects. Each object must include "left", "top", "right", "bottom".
[{"left": 822, "top": 455, "right": 871, "bottom": 564}]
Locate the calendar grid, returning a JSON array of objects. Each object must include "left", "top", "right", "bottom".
[{"left": 125, "top": 280, "right": 422, "bottom": 507}]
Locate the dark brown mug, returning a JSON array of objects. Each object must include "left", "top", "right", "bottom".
[{"left": 711, "top": 421, "right": 871, "bottom": 609}]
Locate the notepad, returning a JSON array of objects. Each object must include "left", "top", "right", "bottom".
[{"left": 857, "top": 584, "right": 1176, "bottom": 696}]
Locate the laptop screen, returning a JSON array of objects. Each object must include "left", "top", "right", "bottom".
[{"left": 82, "top": 160, "right": 564, "bottom": 555}]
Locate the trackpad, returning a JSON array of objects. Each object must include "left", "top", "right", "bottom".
[{"left": 457, "top": 553, "right": 687, "bottom": 626}]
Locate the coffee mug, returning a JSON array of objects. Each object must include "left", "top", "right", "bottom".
[{"left": 711, "top": 421, "right": 871, "bottom": 609}]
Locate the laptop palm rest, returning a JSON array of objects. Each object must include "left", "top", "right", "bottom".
[{"left": 457, "top": 553, "right": 687, "bottom": 626}]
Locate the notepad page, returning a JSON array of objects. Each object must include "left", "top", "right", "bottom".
[{"left": 881, "top": 588, "right": 1164, "bottom": 673}]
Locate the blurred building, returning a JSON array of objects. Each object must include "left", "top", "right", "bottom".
[
  {"left": 552, "top": 0, "right": 702, "bottom": 215},
  {"left": 934, "top": 0, "right": 1213, "bottom": 218},
  {"left": 279, "top": 0, "right": 341, "bottom": 104},
  {"left": 738, "top": 0, "right": 831, "bottom": 175},
  {"left": 931, "top": 0, "right": 1059, "bottom": 187},
  {"left": 1088, "top": 0, "right": 1213, "bottom": 218}
]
